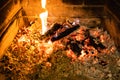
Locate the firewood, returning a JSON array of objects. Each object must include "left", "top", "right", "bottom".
[
  {"left": 89, "top": 36, "right": 106, "bottom": 50},
  {"left": 44, "top": 23, "right": 62, "bottom": 36},
  {"left": 69, "top": 41, "right": 82, "bottom": 56},
  {"left": 40, "top": 23, "right": 61, "bottom": 40},
  {"left": 51, "top": 24, "right": 80, "bottom": 42}
]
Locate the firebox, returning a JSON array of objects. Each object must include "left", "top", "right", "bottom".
[{"left": 0, "top": 0, "right": 120, "bottom": 80}]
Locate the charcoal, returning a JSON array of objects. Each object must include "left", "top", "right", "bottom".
[
  {"left": 66, "top": 28, "right": 106, "bottom": 53},
  {"left": 97, "top": 43, "right": 106, "bottom": 49},
  {"left": 84, "top": 29, "right": 90, "bottom": 39},
  {"left": 0, "top": 55, "right": 9, "bottom": 63},
  {"left": 81, "top": 40, "right": 85, "bottom": 46},
  {"left": 51, "top": 25, "right": 80, "bottom": 42},
  {"left": 44, "top": 23, "right": 62, "bottom": 36},
  {"left": 89, "top": 36, "right": 106, "bottom": 50},
  {"left": 99, "top": 60, "right": 108, "bottom": 66},
  {"left": 82, "top": 29, "right": 106, "bottom": 50},
  {"left": 69, "top": 41, "right": 82, "bottom": 56},
  {"left": 85, "top": 50, "right": 89, "bottom": 54},
  {"left": 40, "top": 23, "right": 61, "bottom": 40},
  {"left": 89, "top": 36, "right": 98, "bottom": 48}
]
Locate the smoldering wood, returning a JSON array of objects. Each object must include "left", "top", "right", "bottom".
[
  {"left": 40, "top": 23, "right": 61, "bottom": 40},
  {"left": 82, "top": 29, "right": 106, "bottom": 50},
  {"left": 69, "top": 41, "right": 82, "bottom": 56},
  {"left": 51, "top": 25, "right": 80, "bottom": 42},
  {"left": 88, "top": 36, "right": 106, "bottom": 50},
  {"left": 44, "top": 23, "right": 62, "bottom": 36}
]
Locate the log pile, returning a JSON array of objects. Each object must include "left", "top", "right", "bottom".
[{"left": 41, "top": 19, "right": 115, "bottom": 60}]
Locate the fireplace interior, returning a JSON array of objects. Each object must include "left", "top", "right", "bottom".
[{"left": 0, "top": 0, "right": 120, "bottom": 80}]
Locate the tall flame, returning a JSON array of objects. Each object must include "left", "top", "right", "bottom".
[
  {"left": 41, "top": 0, "right": 46, "bottom": 9},
  {"left": 40, "top": 11, "right": 48, "bottom": 35},
  {"left": 40, "top": 0, "right": 48, "bottom": 35}
]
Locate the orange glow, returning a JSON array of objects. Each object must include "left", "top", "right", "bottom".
[
  {"left": 45, "top": 40, "right": 53, "bottom": 54},
  {"left": 40, "top": 0, "right": 48, "bottom": 35},
  {"left": 66, "top": 49, "right": 77, "bottom": 60}
]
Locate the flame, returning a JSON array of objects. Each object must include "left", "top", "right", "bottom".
[
  {"left": 40, "top": 0, "right": 48, "bottom": 35},
  {"left": 41, "top": 0, "right": 46, "bottom": 9},
  {"left": 40, "top": 11, "right": 48, "bottom": 35}
]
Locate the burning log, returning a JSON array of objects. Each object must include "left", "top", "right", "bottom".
[
  {"left": 51, "top": 24, "right": 80, "bottom": 42},
  {"left": 44, "top": 23, "right": 61, "bottom": 36},
  {"left": 40, "top": 23, "right": 61, "bottom": 40},
  {"left": 89, "top": 36, "right": 106, "bottom": 50}
]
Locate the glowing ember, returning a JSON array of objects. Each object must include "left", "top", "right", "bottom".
[
  {"left": 40, "top": 0, "right": 48, "bottom": 35},
  {"left": 44, "top": 40, "right": 53, "bottom": 55},
  {"left": 66, "top": 49, "right": 77, "bottom": 60}
]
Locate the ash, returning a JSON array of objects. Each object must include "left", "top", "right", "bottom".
[{"left": 0, "top": 18, "right": 120, "bottom": 80}]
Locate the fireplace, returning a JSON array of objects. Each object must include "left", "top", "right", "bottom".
[{"left": 0, "top": 0, "right": 120, "bottom": 80}]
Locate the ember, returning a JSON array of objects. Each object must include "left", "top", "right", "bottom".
[{"left": 36, "top": 18, "right": 116, "bottom": 62}]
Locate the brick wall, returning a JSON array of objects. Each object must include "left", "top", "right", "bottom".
[{"left": 21, "top": 0, "right": 105, "bottom": 18}]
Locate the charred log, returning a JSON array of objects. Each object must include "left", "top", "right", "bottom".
[
  {"left": 40, "top": 23, "right": 61, "bottom": 40},
  {"left": 84, "top": 29, "right": 90, "bottom": 39},
  {"left": 89, "top": 36, "right": 106, "bottom": 50},
  {"left": 66, "top": 39, "right": 82, "bottom": 56},
  {"left": 44, "top": 23, "right": 62, "bottom": 36},
  {"left": 51, "top": 25, "right": 80, "bottom": 42},
  {"left": 97, "top": 42, "right": 106, "bottom": 49},
  {"left": 69, "top": 41, "right": 82, "bottom": 56}
]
